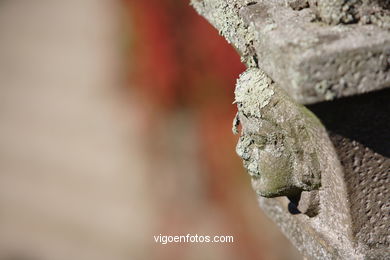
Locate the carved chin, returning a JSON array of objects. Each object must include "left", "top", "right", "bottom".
[
  {"left": 251, "top": 177, "right": 300, "bottom": 198},
  {"left": 247, "top": 149, "right": 298, "bottom": 197},
  {"left": 243, "top": 160, "right": 260, "bottom": 177},
  {"left": 251, "top": 177, "right": 281, "bottom": 198}
]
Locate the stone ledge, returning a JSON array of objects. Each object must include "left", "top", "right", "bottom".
[{"left": 191, "top": 0, "right": 390, "bottom": 104}]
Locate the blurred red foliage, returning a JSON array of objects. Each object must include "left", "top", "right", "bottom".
[
  {"left": 127, "top": 0, "right": 250, "bottom": 204},
  {"left": 127, "top": 0, "right": 245, "bottom": 110},
  {"left": 125, "top": 1, "right": 269, "bottom": 259},
  {"left": 126, "top": 0, "right": 249, "bottom": 198}
]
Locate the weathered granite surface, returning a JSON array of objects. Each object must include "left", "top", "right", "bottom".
[
  {"left": 191, "top": 0, "right": 390, "bottom": 104},
  {"left": 308, "top": 0, "right": 390, "bottom": 27},
  {"left": 233, "top": 68, "right": 385, "bottom": 259},
  {"left": 261, "top": 89, "right": 390, "bottom": 259},
  {"left": 233, "top": 69, "right": 328, "bottom": 198},
  {"left": 192, "top": 0, "right": 390, "bottom": 259},
  {"left": 256, "top": 88, "right": 390, "bottom": 260},
  {"left": 308, "top": 89, "right": 390, "bottom": 258}
]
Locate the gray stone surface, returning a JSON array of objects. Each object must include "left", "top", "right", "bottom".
[
  {"left": 235, "top": 69, "right": 357, "bottom": 258},
  {"left": 308, "top": 89, "right": 390, "bottom": 258},
  {"left": 236, "top": 70, "right": 390, "bottom": 259},
  {"left": 259, "top": 197, "right": 356, "bottom": 259},
  {"left": 234, "top": 69, "right": 329, "bottom": 198},
  {"left": 260, "top": 89, "right": 390, "bottom": 259},
  {"left": 191, "top": 0, "right": 258, "bottom": 67},
  {"left": 191, "top": 0, "right": 390, "bottom": 104},
  {"left": 192, "top": 1, "right": 390, "bottom": 259},
  {"left": 308, "top": 0, "right": 390, "bottom": 27}
]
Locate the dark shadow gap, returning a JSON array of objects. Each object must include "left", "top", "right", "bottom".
[{"left": 307, "top": 88, "right": 390, "bottom": 157}]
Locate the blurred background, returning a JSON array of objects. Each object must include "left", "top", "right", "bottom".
[{"left": 0, "top": 0, "right": 300, "bottom": 259}]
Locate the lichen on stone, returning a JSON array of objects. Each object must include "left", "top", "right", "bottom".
[
  {"left": 191, "top": 0, "right": 258, "bottom": 67},
  {"left": 314, "top": 80, "right": 337, "bottom": 100},
  {"left": 234, "top": 68, "right": 324, "bottom": 198},
  {"left": 234, "top": 68, "right": 274, "bottom": 118},
  {"left": 308, "top": 0, "right": 390, "bottom": 29}
]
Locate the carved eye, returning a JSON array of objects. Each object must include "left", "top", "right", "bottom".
[{"left": 251, "top": 135, "right": 267, "bottom": 148}]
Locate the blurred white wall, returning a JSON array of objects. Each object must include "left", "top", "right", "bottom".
[{"left": 0, "top": 1, "right": 156, "bottom": 259}]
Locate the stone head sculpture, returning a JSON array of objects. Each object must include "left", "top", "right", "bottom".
[{"left": 233, "top": 69, "right": 326, "bottom": 198}]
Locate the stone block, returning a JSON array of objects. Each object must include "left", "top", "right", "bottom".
[{"left": 192, "top": 0, "right": 390, "bottom": 104}]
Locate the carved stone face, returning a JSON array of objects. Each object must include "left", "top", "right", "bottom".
[
  {"left": 234, "top": 69, "right": 322, "bottom": 198},
  {"left": 236, "top": 114, "right": 298, "bottom": 197}
]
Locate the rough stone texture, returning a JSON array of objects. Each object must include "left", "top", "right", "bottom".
[
  {"left": 192, "top": 0, "right": 390, "bottom": 104},
  {"left": 259, "top": 197, "right": 356, "bottom": 259},
  {"left": 296, "top": 190, "right": 320, "bottom": 217},
  {"left": 235, "top": 69, "right": 358, "bottom": 258},
  {"left": 191, "top": 0, "right": 258, "bottom": 67},
  {"left": 192, "top": 0, "right": 390, "bottom": 259},
  {"left": 236, "top": 70, "right": 390, "bottom": 259},
  {"left": 234, "top": 69, "right": 330, "bottom": 198},
  {"left": 308, "top": 89, "right": 390, "bottom": 258},
  {"left": 308, "top": 0, "right": 390, "bottom": 28}
]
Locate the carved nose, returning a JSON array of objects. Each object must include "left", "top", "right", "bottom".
[{"left": 236, "top": 136, "right": 252, "bottom": 160}]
